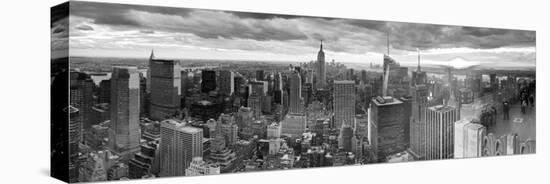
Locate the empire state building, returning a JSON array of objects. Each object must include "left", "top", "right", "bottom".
[{"left": 316, "top": 40, "right": 326, "bottom": 90}]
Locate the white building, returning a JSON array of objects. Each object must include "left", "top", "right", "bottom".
[
  {"left": 454, "top": 118, "right": 486, "bottom": 158},
  {"left": 267, "top": 122, "right": 282, "bottom": 139},
  {"left": 159, "top": 120, "right": 203, "bottom": 177},
  {"left": 185, "top": 157, "right": 220, "bottom": 176}
]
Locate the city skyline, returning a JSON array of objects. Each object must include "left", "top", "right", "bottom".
[
  {"left": 52, "top": 1, "right": 535, "bottom": 69},
  {"left": 51, "top": 1, "right": 536, "bottom": 183}
]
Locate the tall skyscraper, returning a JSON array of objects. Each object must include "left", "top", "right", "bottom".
[
  {"left": 316, "top": 40, "right": 326, "bottom": 89},
  {"left": 109, "top": 66, "right": 141, "bottom": 160},
  {"left": 409, "top": 51, "right": 429, "bottom": 159},
  {"left": 70, "top": 72, "right": 94, "bottom": 134},
  {"left": 247, "top": 95, "right": 262, "bottom": 119},
  {"left": 425, "top": 105, "right": 460, "bottom": 160},
  {"left": 333, "top": 80, "right": 355, "bottom": 130},
  {"left": 150, "top": 58, "right": 181, "bottom": 121},
  {"left": 218, "top": 70, "right": 234, "bottom": 96},
  {"left": 146, "top": 50, "right": 154, "bottom": 94},
  {"left": 159, "top": 120, "right": 203, "bottom": 177},
  {"left": 66, "top": 106, "right": 80, "bottom": 183},
  {"left": 289, "top": 71, "right": 303, "bottom": 114},
  {"left": 369, "top": 97, "right": 407, "bottom": 160},
  {"left": 201, "top": 70, "right": 217, "bottom": 93},
  {"left": 454, "top": 119, "right": 486, "bottom": 158}
]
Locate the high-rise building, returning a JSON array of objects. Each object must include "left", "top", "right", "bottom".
[
  {"left": 409, "top": 53, "right": 429, "bottom": 159},
  {"left": 201, "top": 70, "right": 217, "bottom": 93},
  {"left": 219, "top": 70, "right": 234, "bottom": 96},
  {"left": 454, "top": 119, "right": 486, "bottom": 158},
  {"left": 66, "top": 106, "right": 80, "bottom": 183},
  {"left": 150, "top": 59, "right": 181, "bottom": 121},
  {"left": 159, "top": 120, "right": 203, "bottom": 177},
  {"left": 146, "top": 50, "right": 154, "bottom": 94},
  {"left": 185, "top": 157, "right": 220, "bottom": 176},
  {"left": 109, "top": 66, "right": 141, "bottom": 160},
  {"left": 289, "top": 71, "right": 303, "bottom": 114},
  {"left": 339, "top": 123, "right": 354, "bottom": 152},
  {"left": 281, "top": 114, "right": 307, "bottom": 137},
  {"left": 425, "top": 105, "right": 460, "bottom": 160},
  {"left": 333, "top": 80, "right": 355, "bottom": 130},
  {"left": 368, "top": 97, "right": 407, "bottom": 160},
  {"left": 70, "top": 72, "right": 94, "bottom": 133},
  {"left": 267, "top": 122, "right": 282, "bottom": 139},
  {"left": 256, "top": 70, "right": 264, "bottom": 81},
  {"left": 217, "top": 114, "right": 238, "bottom": 146},
  {"left": 316, "top": 40, "right": 326, "bottom": 89},
  {"left": 247, "top": 95, "right": 262, "bottom": 119}
]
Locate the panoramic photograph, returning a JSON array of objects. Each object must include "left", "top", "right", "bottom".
[{"left": 51, "top": 1, "right": 536, "bottom": 183}]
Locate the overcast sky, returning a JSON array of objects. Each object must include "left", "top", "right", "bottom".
[{"left": 52, "top": 1, "right": 536, "bottom": 69}]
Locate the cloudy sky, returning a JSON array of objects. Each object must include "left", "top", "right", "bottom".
[{"left": 53, "top": 1, "right": 536, "bottom": 69}]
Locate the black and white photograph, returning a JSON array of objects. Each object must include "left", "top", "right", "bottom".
[
  {"left": 2, "top": 0, "right": 549, "bottom": 184},
  {"left": 49, "top": 0, "right": 539, "bottom": 183}
]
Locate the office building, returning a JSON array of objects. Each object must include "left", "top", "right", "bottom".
[
  {"left": 219, "top": 70, "right": 234, "bottom": 96},
  {"left": 333, "top": 80, "right": 355, "bottom": 130},
  {"left": 425, "top": 105, "right": 460, "bottom": 160},
  {"left": 109, "top": 66, "right": 141, "bottom": 160},
  {"left": 454, "top": 119, "right": 486, "bottom": 158},
  {"left": 289, "top": 70, "right": 303, "bottom": 114},
  {"left": 316, "top": 40, "right": 326, "bottom": 89},
  {"left": 201, "top": 70, "right": 216, "bottom": 93},
  {"left": 281, "top": 114, "right": 307, "bottom": 137},
  {"left": 185, "top": 157, "right": 220, "bottom": 176},
  {"left": 150, "top": 59, "right": 181, "bottom": 121},
  {"left": 369, "top": 97, "right": 407, "bottom": 160},
  {"left": 267, "top": 122, "right": 282, "bottom": 139},
  {"left": 159, "top": 120, "right": 203, "bottom": 177}
]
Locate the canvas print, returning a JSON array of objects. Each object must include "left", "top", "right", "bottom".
[{"left": 51, "top": 1, "right": 536, "bottom": 183}]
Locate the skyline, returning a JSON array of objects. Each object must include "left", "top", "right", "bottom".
[{"left": 52, "top": 1, "right": 535, "bottom": 69}]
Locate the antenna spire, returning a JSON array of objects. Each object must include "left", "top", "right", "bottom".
[
  {"left": 417, "top": 48, "right": 421, "bottom": 72},
  {"left": 386, "top": 31, "right": 390, "bottom": 56},
  {"left": 320, "top": 39, "right": 323, "bottom": 51},
  {"left": 150, "top": 49, "right": 155, "bottom": 59}
]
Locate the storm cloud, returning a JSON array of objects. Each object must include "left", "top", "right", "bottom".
[{"left": 65, "top": 1, "right": 535, "bottom": 67}]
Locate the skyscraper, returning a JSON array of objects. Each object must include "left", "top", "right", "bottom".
[
  {"left": 369, "top": 97, "right": 407, "bottom": 160},
  {"left": 409, "top": 52, "right": 429, "bottom": 159},
  {"left": 316, "top": 40, "right": 326, "bottom": 89},
  {"left": 218, "top": 70, "right": 234, "bottom": 96},
  {"left": 289, "top": 71, "right": 303, "bottom": 114},
  {"left": 70, "top": 72, "right": 94, "bottom": 134},
  {"left": 425, "top": 105, "right": 460, "bottom": 160},
  {"left": 333, "top": 80, "right": 355, "bottom": 130},
  {"left": 150, "top": 58, "right": 181, "bottom": 121},
  {"left": 66, "top": 106, "right": 80, "bottom": 183},
  {"left": 454, "top": 119, "right": 486, "bottom": 158},
  {"left": 109, "top": 66, "right": 141, "bottom": 160},
  {"left": 201, "top": 70, "right": 217, "bottom": 93},
  {"left": 159, "top": 120, "right": 203, "bottom": 177}
]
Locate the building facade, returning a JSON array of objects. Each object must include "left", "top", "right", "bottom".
[
  {"left": 425, "top": 105, "right": 460, "bottom": 160},
  {"left": 159, "top": 120, "right": 203, "bottom": 177},
  {"left": 150, "top": 59, "right": 181, "bottom": 121},
  {"left": 109, "top": 66, "right": 141, "bottom": 159},
  {"left": 333, "top": 80, "right": 355, "bottom": 130}
]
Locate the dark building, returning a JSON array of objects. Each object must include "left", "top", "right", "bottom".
[
  {"left": 66, "top": 106, "right": 80, "bottom": 183},
  {"left": 150, "top": 59, "right": 181, "bottom": 121},
  {"left": 70, "top": 72, "right": 95, "bottom": 132},
  {"left": 201, "top": 70, "right": 217, "bottom": 93},
  {"left": 256, "top": 70, "right": 264, "bottom": 81},
  {"left": 369, "top": 97, "right": 407, "bottom": 161},
  {"left": 128, "top": 141, "right": 160, "bottom": 179}
]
